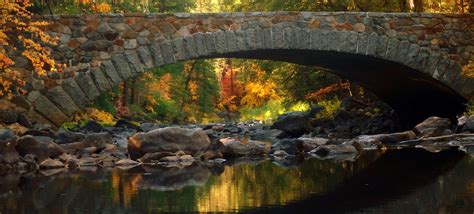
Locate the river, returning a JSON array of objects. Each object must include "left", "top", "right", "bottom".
[{"left": 0, "top": 148, "right": 473, "bottom": 213}]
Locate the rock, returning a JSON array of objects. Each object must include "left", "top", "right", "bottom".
[
  {"left": 82, "top": 132, "right": 113, "bottom": 150},
  {"left": 115, "top": 159, "right": 140, "bottom": 166},
  {"left": 414, "top": 116, "right": 452, "bottom": 137},
  {"left": 39, "top": 158, "right": 64, "bottom": 169},
  {"left": 298, "top": 137, "right": 329, "bottom": 152},
  {"left": 6, "top": 123, "right": 28, "bottom": 135},
  {"left": 179, "top": 155, "right": 194, "bottom": 162},
  {"left": 56, "top": 131, "right": 85, "bottom": 144},
  {"left": 271, "top": 111, "right": 311, "bottom": 137},
  {"left": 0, "top": 129, "right": 15, "bottom": 141},
  {"left": 16, "top": 135, "right": 64, "bottom": 161},
  {"left": 61, "top": 141, "right": 86, "bottom": 154},
  {"left": 83, "top": 146, "right": 98, "bottom": 154},
  {"left": 115, "top": 119, "right": 141, "bottom": 131},
  {"left": 201, "top": 150, "right": 223, "bottom": 161},
  {"left": 249, "top": 129, "right": 286, "bottom": 142},
  {"left": 457, "top": 115, "right": 474, "bottom": 133},
  {"left": 356, "top": 131, "right": 416, "bottom": 146},
  {"left": 128, "top": 127, "right": 211, "bottom": 160},
  {"left": 272, "top": 150, "right": 289, "bottom": 157},
  {"left": 221, "top": 139, "right": 271, "bottom": 156},
  {"left": 160, "top": 156, "right": 180, "bottom": 162},
  {"left": 310, "top": 142, "right": 359, "bottom": 156},
  {"left": 271, "top": 138, "right": 304, "bottom": 154},
  {"left": 66, "top": 158, "right": 79, "bottom": 168},
  {"left": 0, "top": 137, "right": 19, "bottom": 164},
  {"left": 139, "top": 123, "right": 163, "bottom": 132},
  {"left": 82, "top": 120, "right": 105, "bottom": 133},
  {"left": 78, "top": 157, "right": 98, "bottom": 167},
  {"left": 0, "top": 109, "right": 18, "bottom": 124},
  {"left": 211, "top": 125, "right": 224, "bottom": 132},
  {"left": 138, "top": 151, "right": 176, "bottom": 163}
]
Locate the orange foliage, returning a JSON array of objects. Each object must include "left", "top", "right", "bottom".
[
  {"left": 0, "top": 1, "right": 59, "bottom": 98},
  {"left": 91, "top": 2, "right": 112, "bottom": 13},
  {"left": 305, "top": 83, "right": 350, "bottom": 101},
  {"left": 241, "top": 82, "right": 281, "bottom": 107}
]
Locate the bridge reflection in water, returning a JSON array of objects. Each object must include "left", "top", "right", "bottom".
[{"left": 0, "top": 149, "right": 473, "bottom": 213}]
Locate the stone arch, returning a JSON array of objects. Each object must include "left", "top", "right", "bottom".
[{"left": 24, "top": 13, "right": 473, "bottom": 126}]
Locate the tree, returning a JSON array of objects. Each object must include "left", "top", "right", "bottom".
[{"left": 0, "top": 1, "right": 59, "bottom": 98}]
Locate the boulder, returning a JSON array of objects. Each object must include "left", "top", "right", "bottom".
[
  {"left": 414, "top": 117, "right": 452, "bottom": 137},
  {"left": 457, "top": 115, "right": 474, "bottom": 133},
  {"left": 310, "top": 142, "right": 359, "bottom": 156},
  {"left": 39, "top": 158, "right": 64, "bottom": 169},
  {"left": 82, "top": 132, "right": 113, "bottom": 150},
  {"left": 16, "top": 135, "right": 64, "bottom": 161},
  {"left": 0, "top": 136, "right": 19, "bottom": 164},
  {"left": 115, "top": 159, "right": 140, "bottom": 166},
  {"left": 128, "top": 127, "right": 211, "bottom": 160},
  {"left": 298, "top": 137, "right": 330, "bottom": 152},
  {"left": 6, "top": 123, "right": 28, "bottom": 136},
  {"left": 138, "top": 151, "right": 176, "bottom": 163},
  {"left": 271, "top": 138, "right": 304, "bottom": 154},
  {"left": 56, "top": 131, "right": 85, "bottom": 144},
  {"left": 249, "top": 129, "right": 286, "bottom": 143},
  {"left": 221, "top": 139, "right": 271, "bottom": 156},
  {"left": 272, "top": 150, "right": 289, "bottom": 157},
  {"left": 271, "top": 111, "right": 311, "bottom": 137},
  {"left": 356, "top": 131, "right": 416, "bottom": 146},
  {"left": 0, "top": 109, "right": 18, "bottom": 124},
  {"left": 200, "top": 150, "right": 223, "bottom": 161},
  {"left": 0, "top": 129, "right": 15, "bottom": 141}
]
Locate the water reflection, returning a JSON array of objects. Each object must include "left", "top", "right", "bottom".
[{"left": 0, "top": 149, "right": 473, "bottom": 213}]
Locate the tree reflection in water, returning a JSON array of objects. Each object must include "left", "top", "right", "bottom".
[{"left": 0, "top": 149, "right": 473, "bottom": 213}]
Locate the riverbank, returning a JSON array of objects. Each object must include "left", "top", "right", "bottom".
[{"left": 0, "top": 98, "right": 473, "bottom": 175}]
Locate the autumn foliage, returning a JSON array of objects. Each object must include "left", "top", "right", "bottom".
[
  {"left": 305, "top": 83, "right": 350, "bottom": 102},
  {"left": 0, "top": 1, "right": 59, "bottom": 98}
]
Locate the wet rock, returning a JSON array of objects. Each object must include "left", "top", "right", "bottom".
[
  {"left": 138, "top": 151, "right": 176, "bottom": 163},
  {"left": 249, "top": 129, "right": 286, "bottom": 143},
  {"left": 128, "top": 127, "right": 211, "bottom": 160},
  {"left": 271, "top": 111, "right": 311, "bottom": 137},
  {"left": 56, "top": 131, "right": 85, "bottom": 144},
  {"left": 179, "top": 155, "right": 194, "bottom": 162},
  {"left": 160, "top": 156, "right": 180, "bottom": 162},
  {"left": 272, "top": 150, "right": 289, "bottom": 157},
  {"left": 82, "top": 132, "right": 113, "bottom": 150},
  {"left": 299, "top": 137, "right": 330, "bottom": 152},
  {"left": 221, "top": 138, "right": 271, "bottom": 156},
  {"left": 415, "top": 116, "right": 452, "bottom": 137},
  {"left": 356, "top": 131, "right": 416, "bottom": 146},
  {"left": 271, "top": 138, "right": 304, "bottom": 154},
  {"left": 200, "top": 150, "right": 223, "bottom": 161},
  {"left": 310, "top": 142, "right": 359, "bottom": 156},
  {"left": 16, "top": 135, "right": 64, "bottom": 161},
  {"left": 115, "top": 159, "right": 140, "bottom": 166},
  {"left": 39, "top": 158, "right": 64, "bottom": 169},
  {"left": 61, "top": 141, "right": 86, "bottom": 154},
  {"left": 78, "top": 157, "right": 98, "bottom": 167},
  {"left": 83, "top": 146, "right": 98, "bottom": 154}
]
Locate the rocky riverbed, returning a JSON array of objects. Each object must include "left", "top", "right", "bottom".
[{"left": 0, "top": 98, "right": 473, "bottom": 175}]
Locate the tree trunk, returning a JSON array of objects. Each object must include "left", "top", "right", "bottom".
[
  {"left": 470, "top": 0, "right": 474, "bottom": 13},
  {"left": 413, "top": 0, "right": 424, "bottom": 12},
  {"left": 399, "top": 0, "right": 409, "bottom": 12}
]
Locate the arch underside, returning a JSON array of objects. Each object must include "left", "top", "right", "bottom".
[{"left": 208, "top": 49, "right": 466, "bottom": 126}]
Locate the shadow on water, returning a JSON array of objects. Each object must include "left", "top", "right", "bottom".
[
  {"left": 0, "top": 149, "right": 473, "bottom": 213},
  {"left": 248, "top": 148, "right": 471, "bottom": 214}
]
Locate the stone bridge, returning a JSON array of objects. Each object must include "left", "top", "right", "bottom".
[{"left": 15, "top": 12, "right": 474, "bottom": 127}]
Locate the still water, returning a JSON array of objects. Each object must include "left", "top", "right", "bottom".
[{"left": 0, "top": 148, "right": 473, "bottom": 213}]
